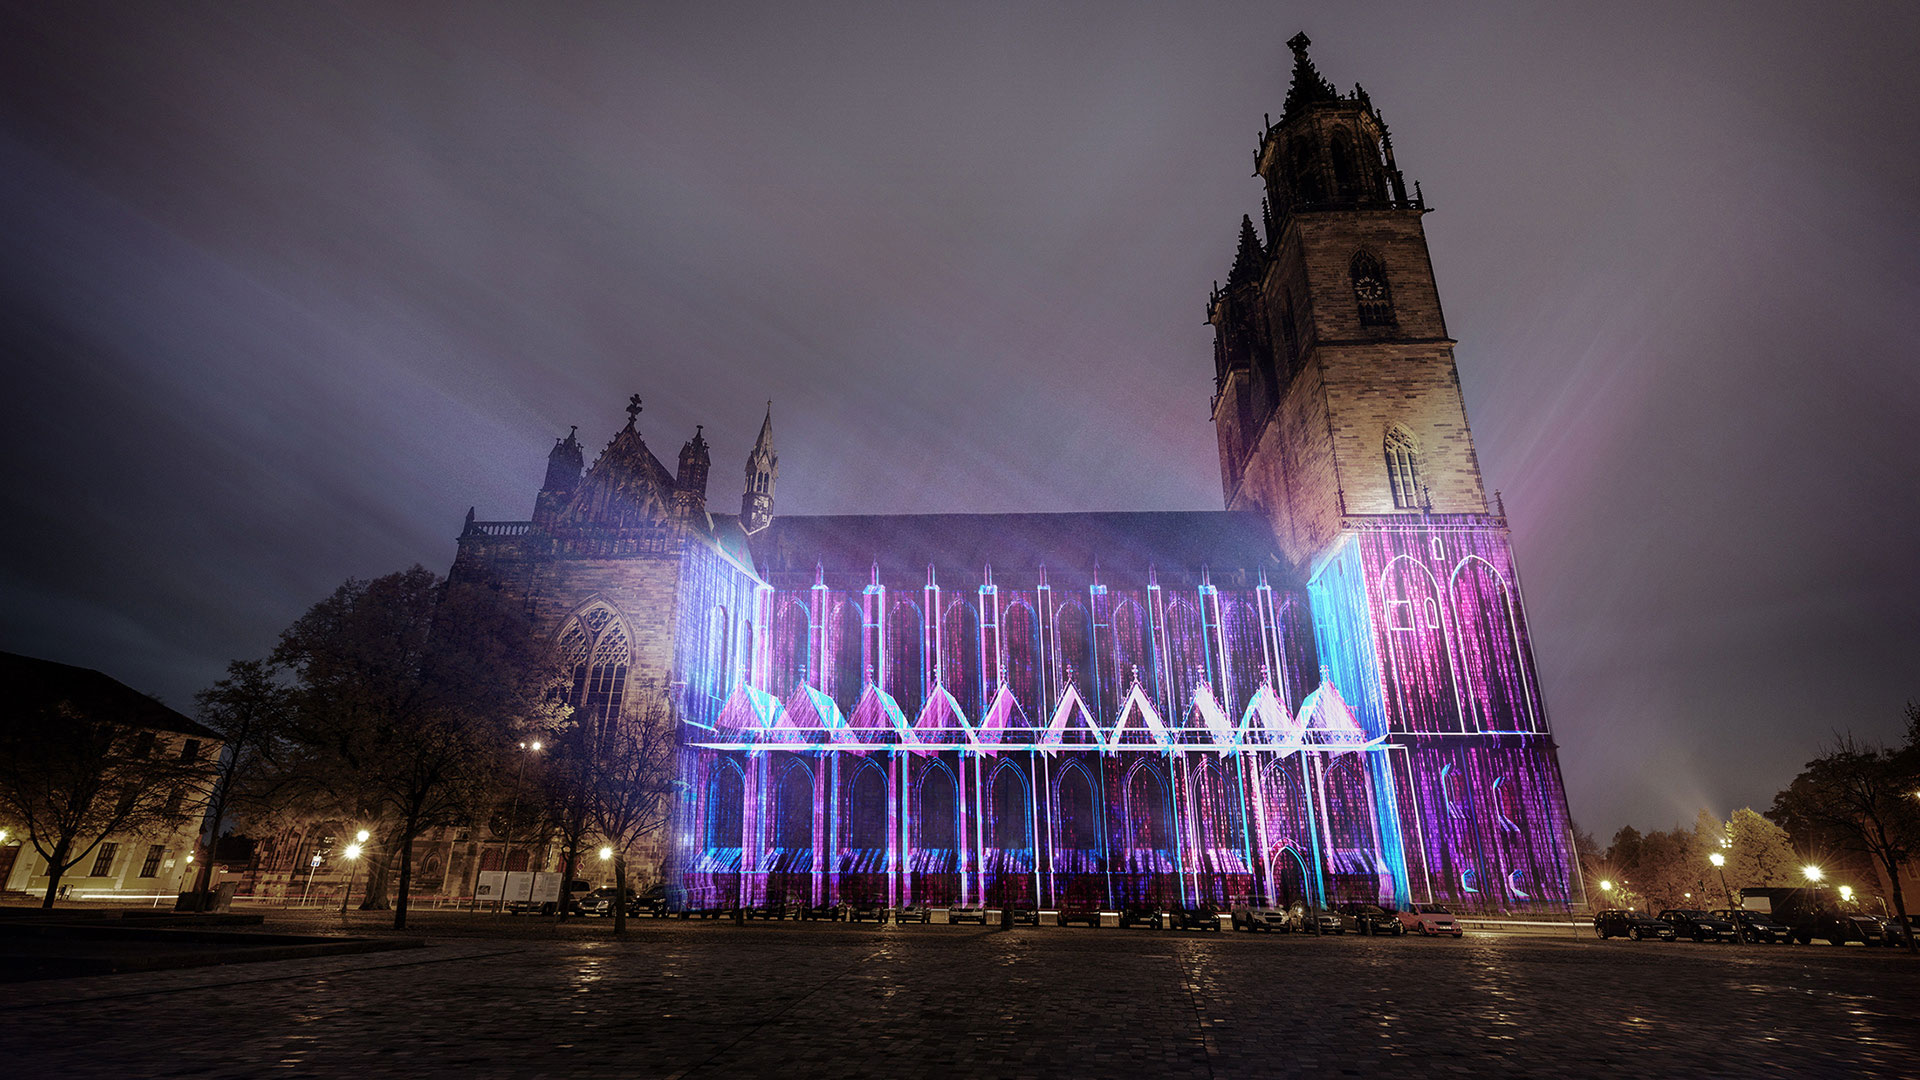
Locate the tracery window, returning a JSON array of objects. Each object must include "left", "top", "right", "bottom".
[
  {"left": 1384, "top": 426, "right": 1423, "bottom": 510},
  {"left": 558, "top": 604, "right": 631, "bottom": 743},
  {"left": 1350, "top": 250, "right": 1395, "bottom": 326}
]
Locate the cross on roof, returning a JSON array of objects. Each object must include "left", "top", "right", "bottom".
[{"left": 626, "top": 394, "right": 643, "bottom": 425}]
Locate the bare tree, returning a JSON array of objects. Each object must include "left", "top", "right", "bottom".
[
  {"left": 271, "top": 567, "right": 567, "bottom": 929},
  {"left": 0, "top": 701, "right": 215, "bottom": 908},
  {"left": 188, "top": 659, "right": 294, "bottom": 902},
  {"left": 588, "top": 681, "right": 681, "bottom": 934}
]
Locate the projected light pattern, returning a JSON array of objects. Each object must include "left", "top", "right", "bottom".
[{"left": 667, "top": 523, "right": 1578, "bottom": 913}]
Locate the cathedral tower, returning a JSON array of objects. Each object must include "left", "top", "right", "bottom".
[
  {"left": 740, "top": 404, "right": 777, "bottom": 533},
  {"left": 532, "top": 426, "right": 583, "bottom": 525},
  {"left": 1211, "top": 33, "right": 1487, "bottom": 571},
  {"left": 673, "top": 426, "right": 711, "bottom": 520}
]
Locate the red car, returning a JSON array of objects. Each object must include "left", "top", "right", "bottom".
[{"left": 1397, "top": 903, "right": 1464, "bottom": 937}]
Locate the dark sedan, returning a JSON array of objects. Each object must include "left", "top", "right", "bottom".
[
  {"left": 1711, "top": 908, "right": 1791, "bottom": 943},
  {"left": 1658, "top": 909, "right": 1740, "bottom": 943},
  {"left": 1594, "top": 909, "right": 1677, "bottom": 940}
]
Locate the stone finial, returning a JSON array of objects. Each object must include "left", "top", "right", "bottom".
[{"left": 626, "top": 394, "right": 643, "bottom": 427}]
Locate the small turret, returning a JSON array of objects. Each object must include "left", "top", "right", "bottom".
[
  {"left": 673, "top": 425, "right": 711, "bottom": 520},
  {"left": 533, "top": 425, "right": 584, "bottom": 524},
  {"left": 741, "top": 403, "right": 778, "bottom": 533}
]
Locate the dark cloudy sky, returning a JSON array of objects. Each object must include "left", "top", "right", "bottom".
[{"left": 2, "top": 2, "right": 1914, "bottom": 835}]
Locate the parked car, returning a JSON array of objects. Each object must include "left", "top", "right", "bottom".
[
  {"left": 1594, "top": 908, "right": 1677, "bottom": 940},
  {"left": 577, "top": 886, "right": 639, "bottom": 918},
  {"left": 1055, "top": 896, "right": 1104, "bottom": 928},
  {"left": 1658, "top": 909, "right": 1740, "bottom": 943},
  {"left": 1308, "top": 910, "right": 1344, "bottom": 934},
  {"left": 1168, "top": 906, "right": 1224, "bottom": 931},
  {"left": 1397, "top": 903, "right": 1463, "bottom": 937},
  {"left": 1229, "top": 906, "right": 1293, "bottom": 932},
  {"left": 1740, "top": 887, "right": 1884, "bottom": 945},
  {"left": 636, "top": 883, "right": 685, "bottom": 917},
  {"left": 1710, "top": 908, "right": 1791, "bottom": 943},
  {"left": 1117, "top": 904, "right": 1164, "bottom": 929},
  {"left": 1337, "top": 903, "right": 1405, "bottom": 936}
]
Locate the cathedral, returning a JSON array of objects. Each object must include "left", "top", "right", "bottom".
[{"left": 449, "top": 36, "right": 1582, "bottom": 916}]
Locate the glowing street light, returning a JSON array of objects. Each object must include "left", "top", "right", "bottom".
[
  {"left": 599, "top": 846, "right": 613, "bottom": 862},
  {"left": 1839, "top": 885, "right": 1854, "bottom": 903},
  {"left": 1600, "top": 880, "right": 1613, "bottom": 893},
  {"left": 356, "top": 829, "right": 370, "bottom": 844},
  {"left": 1804, "top": 865, "right": 1824, "bottom": 883},
  {"left": 494, "top": 740, "right": 545, "bottom": 915},
  {"left": 340, "top": 839, "right": 366, "bottom": 915}
]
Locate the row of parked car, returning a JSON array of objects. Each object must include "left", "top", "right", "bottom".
[
  {"left": 1595, "top": 907, "right": 1916, "bottom": 946},
  {"left": 1226, "top": 902, "right": 1464, "bottom": 936},
  {"left": 573, "top": 886, "right": 1469, "bottom": 936}
]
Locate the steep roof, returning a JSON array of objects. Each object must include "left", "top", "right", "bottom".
[
  {"left": 1, "top": 652, "right": 217, "bottom": 739},
  {"left": 745, "top": 510, "right": 1285, "bottom": 576}
]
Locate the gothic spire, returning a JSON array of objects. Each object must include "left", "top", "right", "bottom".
[
  {"left": 741, "top": 402, "right": 778, "bottom": 533},
  {"left": 1281, "top": 32, "right": 1338, "bottom": 122},
  {"left": 1226, "top": 214, "right": 1265, "bottom": 289}
]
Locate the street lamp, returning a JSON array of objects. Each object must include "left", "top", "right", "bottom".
[
  {"left": 599, "top": 846, "right": 613, "bottom": 862},
  {"left": 1839, "top": 885, "right": 1854, "bottom": 904},
  {"left": 493, "top": 740, "right": 544, "bottom": 914},
  {"left": 339, "top": 841, "right": 364, "bottom": 915},
  {"left": 1804, "top": 865, "right": 1823, "bottom": 883},
  {"left": 1708, "top": 852, "right": 1745, "bottom": 944}
]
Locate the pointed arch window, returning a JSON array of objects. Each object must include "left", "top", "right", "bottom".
[
  {"left": 558, "top": 604, "right": 631, "bottom": 743},
  {"left": 1384, "top": 426, "right": 1423, "bottom": 510},
  {"left": 1350, "top": 250, "right": 1395, "bottom": 326}
]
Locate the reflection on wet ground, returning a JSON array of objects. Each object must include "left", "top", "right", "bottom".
[{"left": 3, "top": 918, "right": 1915, "bottom": 1078}]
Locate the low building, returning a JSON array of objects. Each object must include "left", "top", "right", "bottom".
[{"left": 0, "top": 652, "right": 222, "bottom": 904}]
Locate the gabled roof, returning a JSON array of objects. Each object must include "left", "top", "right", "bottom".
[
  {"left": 558, "top": 418, "right": 677, "bottom": 528},
  {"left": 1298, "top": 678, "right": 1368, "bottom": 743},
  {"left": 1039, "top": 683, "right": 1104, "bottom": 752},
  {"left": 845, "top": 683, "right": 915, "bottom": 749},
  {"left": 1237, "top": 682, "right": 1301, "bottom": 748},
  {"left": 1, "top": 652, "right": 216, "bottom": 740},
  {"left": 1109, "top": 682, "right": 1171, "bottom": 748},
  {"left": 713, "top": 682, "right": 786, "bottom": 742},
  {"left": 973, "top": 685, "right": 1033, "bottom": 752},
  {"left": 910, "top": 683, "right": 974, "bottom": 754},
  {"left": 1184, "top": 683, "right": 1238, "bottom": 753},
  {"left": 776, "top": 684, "right": 846, "bottom": 745}
]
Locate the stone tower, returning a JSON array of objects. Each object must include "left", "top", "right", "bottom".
[
  {"left": 673, "top": 426, "right": 711, "bottom": 520},
  {"left": 740, "top": 404, "right": 777, "bottom": 534},
  {"left": 1210, "top": 32, "right": 1487, "bottom": 571},
  {"left": 532, "top": 425, "right": 584, "bottom": 525}
]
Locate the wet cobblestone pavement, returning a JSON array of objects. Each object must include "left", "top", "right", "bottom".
[{"left": 3, "top": 913, "right": 1916, "bottom": 1078}]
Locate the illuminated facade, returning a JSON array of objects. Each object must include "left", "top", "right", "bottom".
[{"left": 449, "top": 36, "right": 1582, "bottom": 914}]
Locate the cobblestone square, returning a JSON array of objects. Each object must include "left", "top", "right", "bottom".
[{"left": 3, "top": 914, "right": 1916, "bottom": 1078}]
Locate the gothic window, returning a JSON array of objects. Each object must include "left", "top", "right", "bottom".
[
  {"left": 559, "top": 604, "right": 632, "bottom": 743},
  {"left": 888, "top": 598, "right": 925, "bottom": 709},
  {"left": 832, "top": 600, "right": 864, "bottom": 713},
  {"left": 940, "top": 599, "right": 981, "bottom": 715},
  {"left": 1350, "top": 250, "right": 1395, "bottom": 326},
  {"left": 704, "top": 761, "right": 745, "bottom": 851},
  {"left": 1384, "top": 426, "right": 1423, "bottom": 510},
  {"left": 918, "top": 763, "right": 957, "bottom": 850}
]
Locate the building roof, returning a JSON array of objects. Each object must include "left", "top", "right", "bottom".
[
  {"left": 0, "top": 652, "right": 218, "bottom": 740},
  {"left": 744, "top": 510, "right": 1287, "bottom": 577}
]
